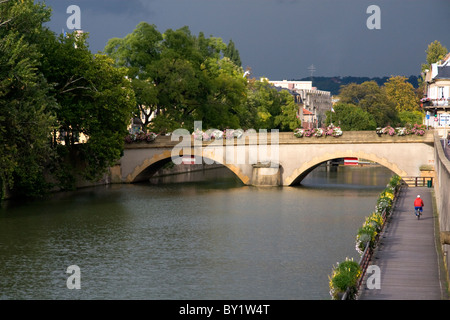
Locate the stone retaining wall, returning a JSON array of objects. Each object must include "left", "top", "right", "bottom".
[{"left": 433, "top": 132, "right": 450, "bottom": 286}]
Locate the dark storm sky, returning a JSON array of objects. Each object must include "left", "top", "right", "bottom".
[{"left": 42, "top": 0, "right": 450, "bottom": 80}]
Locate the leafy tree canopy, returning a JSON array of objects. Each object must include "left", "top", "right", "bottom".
[
  {"left": 39, "top": 32, "right": 136, "bottom": 182},
  {"left": 421, "top": 40, "right": 448, "bottom": 72},
  {"left": 245, "top": 79, "right": 300, "bottom": 131},
  {"left": 1, "top": 0, "right": 137, "bottom": 198},
  {"left": 324, "top": 103, "right": 376, "bottom": 131},
  {"left": 384, "top": 76, "right": 419, "bottom": 112},
  {"left": 104, "top": 23, "right": 248, "bottom": 132},
  {"left": 0, "top": 0, "right": 57, "bottom": 198},
  {"left": 337, "top": 77, "right": 422, "bottom": 128},
  {"left": 223, "top": 39, "right": 242, "bottom": 67}
]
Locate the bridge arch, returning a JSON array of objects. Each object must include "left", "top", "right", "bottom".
[
  {"left": 126, "top": 149, "right": 251, "bottom": 185},
  {"left": 284, "top": 150, "right": 408, "bottom": 186}
]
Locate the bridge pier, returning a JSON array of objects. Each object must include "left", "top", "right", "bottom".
[
  {"left": 109, "top": 164, "right": 123, "bottom": 184},
  {"left": 250, "top": 163, "right": 282, "bottom": 186}
]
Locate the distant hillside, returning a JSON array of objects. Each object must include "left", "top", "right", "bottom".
[{"left": 294, "top": 76, "right": 420, "bottom": 96}]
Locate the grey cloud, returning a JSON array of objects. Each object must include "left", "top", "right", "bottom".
[{"left": 42, "top": 0, "right": 450, "bottom": 79}]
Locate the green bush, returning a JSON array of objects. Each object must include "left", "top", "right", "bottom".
[
  {"left": 355, "top": 224, "right": 377, "bottom": 254},
  {"left": 329, "top": 258, "right": 361, "bottom": 300},
  {"left": 388, "top": 174, "right": 401, "bottom": 190}
]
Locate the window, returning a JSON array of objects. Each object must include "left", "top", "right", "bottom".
[{"left": 438, "top": 87, "right": 444, "bottom": 99}]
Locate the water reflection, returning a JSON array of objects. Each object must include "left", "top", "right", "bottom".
[{"left": 0, "top": 164, "right": 393, "bottom": 300}]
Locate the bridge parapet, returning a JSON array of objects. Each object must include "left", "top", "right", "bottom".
[
  {"left": 274, "top": 131, "right": 433, "bottom": 144},
  {"left": 124, "top": 130, "right": 434, "bottom": 149}
]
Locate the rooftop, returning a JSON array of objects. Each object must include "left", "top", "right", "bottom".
[{"left": 435, "top": 66, "right": 450, "bottom": 79}]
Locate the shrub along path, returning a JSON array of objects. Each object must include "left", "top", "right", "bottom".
[{"left": 358, "top": 186, "right": 447, "bottom": 300}]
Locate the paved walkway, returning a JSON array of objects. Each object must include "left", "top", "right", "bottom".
[{"left": 359, "top": 186, "right": 448, "bottom": 300}]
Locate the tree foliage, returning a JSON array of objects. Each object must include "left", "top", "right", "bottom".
[
  {"left": 40, "top": 32, "right": 136, "bottom": 182},
  {"left": 245, "top": 79, "right": 300, "bottom": 131},
  {"left": 223, "top": 39, "right": 242, "bottom": 67},
  {"left": 104, "top": 23, "right": 249, "bottom": 132},
  {"left": 337, "top": 78, "right": 422, "bottom": 128},
  {"left": 339, "top": 81, "right": 398, "bottom": 127},
  {"left": 421, "top": 40, "right": 448, "bottom": 72},
  {"left": 325, "top": 103, "right": 376, "bottom": 130},
  {"left": 398, "top": 110, "right": 423, "bottom": 126},
  {"left": 0, "top": 0, "right": 57, "bottom": 197},
  {"left": 0, "top": 0, "right": 136, "bottom": 198},
  {"left": 0, "top": 2, "right": 303, "bottom": 199},
  {"left": 384, "top": 76, "right": 420, "bottom": 112}
]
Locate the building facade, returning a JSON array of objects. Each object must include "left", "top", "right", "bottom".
[
  {"left": 268, "top": 79, "right": 332, "bottom": 128},
  {"left": 422, "top": 53, "right": 450, "bottom": 135}
]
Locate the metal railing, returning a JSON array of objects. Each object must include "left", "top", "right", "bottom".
[
  {"left": 402, "top": 176, "right": 433, "bottom": 187},
  {"left": 431, "top": 100, "right": 449, "bottom": 107}
]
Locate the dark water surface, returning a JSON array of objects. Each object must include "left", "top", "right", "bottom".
[{"left": 0, "top": 165, "right": 393, "bottom": 299}]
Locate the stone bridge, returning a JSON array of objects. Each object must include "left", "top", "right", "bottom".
[{"left": 110, "top": 131, "right": 435, "bottom": 186}]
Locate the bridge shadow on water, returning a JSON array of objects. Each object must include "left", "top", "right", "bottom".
[
  {"left": 292, "top": 164, "right": 395, "bottom": 192},
  {"left": 142, "top": 162, "right": 394, "bottom": 194},
  {"left": 145, "top": 165, "right": 245, "bottom": 191}
]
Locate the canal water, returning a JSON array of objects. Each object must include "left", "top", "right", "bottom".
[{"left": 0, "top": 165, "right": 393, "bottom": 300}]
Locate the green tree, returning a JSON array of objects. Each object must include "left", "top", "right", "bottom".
[
  {"left": 0, "top": 0, "right": 57, "bottom": 198},
  {"left": 245, "top": 80, "right": 278, "bottom": 129},
  {"left": 40, "top": 33, "right": 136, "bottom": 182},
  {"left": 384, "top": 76, "right": 420, "bottom": 112},
  {"left": 244, "top": 79, "right": 300, "bottom": 131},
  {"left": 398, "top": 110, "right": 424, "bottom": 126},
  {"left": 339, "top": 81, "right": 399, "bottom": 127},
  {"left": 199, "top": 57, "right": 247, "bottom": 129},
  {"left": 359, "top": 89, "right": 399, "bottom": 127},
  {"left": 223, "top": 39, "right": 242, "bottom": 67},
  {"left": 274, "top": 90, "right": 301, "bottom": 131},
  {"left": 421, "top": 40, "right": 448, "bottom": 72},
  {"left": 104, "top": 22, "right": 162, "bottom": 130},
  {"left": 339, "top": 81, "right": 380, "bottom": 105},
  {"left": 0, "top": 0, "right": 138, "bottom": 197},
  {"left": 130, "top": 78, "right": 158, "bottom": 129},
  {"left": 324, "top": 103, "right": 376, "bottom": 130},
  {"left": 104, "top": 23, "right": 248, "bottom": 132}
]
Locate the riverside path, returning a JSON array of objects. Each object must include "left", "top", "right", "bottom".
[{"left": 358, "top": 186, "right": 448, "bottom": 300}]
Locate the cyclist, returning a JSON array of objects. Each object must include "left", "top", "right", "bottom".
[{"left": 414, "top": 195, "right": 424, "bottom": 217}]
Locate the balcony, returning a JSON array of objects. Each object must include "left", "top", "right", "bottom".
[
  {"left": 433, "top": 99, "right": 449, "bottom": 107},
  {"left": 421, "top": 98, "right": 449, "bottom": 107}
]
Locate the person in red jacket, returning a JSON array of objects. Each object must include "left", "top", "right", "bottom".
[{"left": 414, "top": 195, "right": 424, "bottom": 216}]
